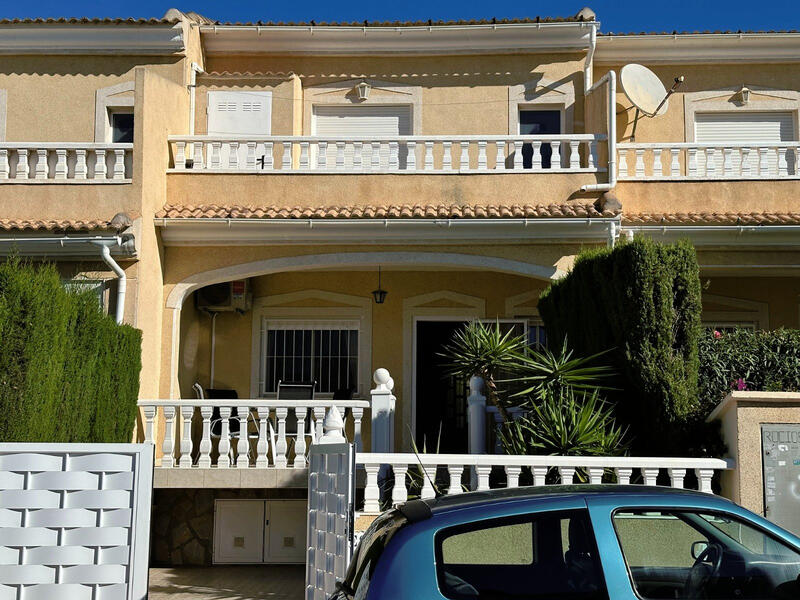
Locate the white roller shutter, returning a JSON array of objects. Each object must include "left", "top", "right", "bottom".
[
  {"left": 694, "top": 112, "right": 796, "bottom": 176},
  {"left": 312, "top": 105, "right": 412, "bottom": 169}
]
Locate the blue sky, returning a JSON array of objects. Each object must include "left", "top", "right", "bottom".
[{"left": 1, "top": 0, "right": 797, "bottom": 33}]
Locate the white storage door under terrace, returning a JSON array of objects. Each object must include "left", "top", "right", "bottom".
[
  {"left": 694, "top": 111, "right": 796, "bottom": 176},
  {"left": 0, "top": 443, "right": 153, "bottom": 600},
  {"left": 312, "top": 105, "right": 412, "bottom": 168}
]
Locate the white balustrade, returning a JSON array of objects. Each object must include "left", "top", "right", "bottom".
[
  {"left": 355, "top": 453, "right": 734, "bottom": 513},
  {"left": 0, "top": 143, "right": 133, "bottom": 182},
  {"left": 617, "top": 142, "right": 800, "bottom": 180},
  {"left": 169, "top": 134, "right": 606, "bottom": 174},
  {"left": 139, "top": 399, "right": 369, "bottom": 469}
]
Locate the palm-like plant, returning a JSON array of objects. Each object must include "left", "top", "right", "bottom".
[
  {"left": 437, "top": 321, "right": 528, "bottom": 423},
  {"left": 509, "top": 338, "right": 614, "bottom": 404},
  {"left": 499, "top": 387, "right": 628, "bottom": 458}
]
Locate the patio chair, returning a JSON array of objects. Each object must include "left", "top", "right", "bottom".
[
  {"left": 273, "top": 380, "right": 316, "bottom": 463},
  {"left": 194, "top": 385, "right": 259, "bottom": 465}
]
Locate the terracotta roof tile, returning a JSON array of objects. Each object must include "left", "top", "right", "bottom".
[
  {"left": 623, "top": 212, "right": 800, "bottom": 226},
  {"left": 156, "top": 203, "right": 617, "bottom": 220},
  {"left": 0, "top": 218, "right": 118, "bottom": 232}
]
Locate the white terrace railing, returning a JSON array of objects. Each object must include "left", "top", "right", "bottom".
[
  {"left": 168, "top": 134, "right": 606, "bottom": 174},
  {"left": 356, "top": 454, "right": 734, "bottom": 514},
  {"left": 0, "top": 143, "right": 134, "bottom": 182},
  {"left": 139, "top": 399, "right": 369, "bottom": 469},
  {"left": 617, "top": 142, "right": 800, "bottom": 181}
]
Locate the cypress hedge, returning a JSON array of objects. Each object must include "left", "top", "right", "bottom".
[
  {"left": 0, "top": 258, "right": 141, "bottom": 443},
  {"left": 537, "top": 238, "right": 703, "bottom": 454}
]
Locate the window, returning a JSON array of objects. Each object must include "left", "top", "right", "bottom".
[
  {"left": 436, "top": 510, "right": 607, "bottom": 600},
  {"left": 110, "top": 112, "right": 134, "bottom": 143},
  {"left": 614, "top": 509, "right": 800, "bottom": 600},
  {"left": 260, "top": 320, "right": 359, "bottom": 395},
  {"left": 528, "top": 320, "right": 548, "bottom": 349},
  {"left": 63, "top": 279, "right": 105, "bottom": 310},
  {"left": 519, "top": 109, "right": 561, "bottom": 169}
]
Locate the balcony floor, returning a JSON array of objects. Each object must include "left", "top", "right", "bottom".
[{"left": 149, "top": 565, "right": 304, "bottom": 600}]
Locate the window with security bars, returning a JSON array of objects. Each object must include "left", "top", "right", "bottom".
[{"left": 260, "top": 321, "right": 359, "bottom": 395}]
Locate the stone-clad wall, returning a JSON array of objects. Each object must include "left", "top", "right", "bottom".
[{"left": 151, "top": 488, "right": 307, "bottom": 566}]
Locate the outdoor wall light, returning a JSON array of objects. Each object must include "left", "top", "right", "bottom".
[
  {"left": 371, "top": 266, "right": 388, "bottom": 304},
  {"left": 739, "top": 85, "right": 751, "bottom": 105},
  {"left": 355, "top": 81, "right": 371, "bottom": 101}
]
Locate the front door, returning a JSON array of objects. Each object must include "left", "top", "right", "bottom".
[{"left": 415, "top": 320, "right": 469, "bottom": 453}]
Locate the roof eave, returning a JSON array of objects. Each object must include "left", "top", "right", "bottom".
[
  {"left": 595, "top": 33, "right": 800, "bottom": 64},
  {"left": 199, "top": 21, "right": 598, "bottom": 56}
]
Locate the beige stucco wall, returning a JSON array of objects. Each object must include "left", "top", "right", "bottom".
[
  {"left": 0, "top": 56, "right": 183, "bottom": 142},
  {"left": 202, "top": 53, "right": 587, "bottom": 136},
  {"left": 167, "top": 171, "right": 604, "bottom": 207},
  {"left": 711, "top": 392, "right": 800, "bottom": 515},
  {"left": 593, "top": 62, "right": 800, "bottom": 144},
  {"left": 703, "top": 277, "right": 800, "bottom": 329}
]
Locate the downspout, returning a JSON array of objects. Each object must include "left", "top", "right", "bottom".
[
  {"left": 92, "top": 241, "right": 126, "bottom": 324},
  {"left": 209, "top": 311, "right": 218, "bottom": 388},
  {"left": 581, "top": 69, "right": 617, "bottom": 193},
  {"left": 188, "top": 62, "right": 204, "bottom": 135},
  {"left": 584, "top": 24, "right": 596, "bottom": 95}
]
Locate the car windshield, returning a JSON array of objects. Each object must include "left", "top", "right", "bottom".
[{"left": 338, "top": 509, "right": 407, "bottom": 600}]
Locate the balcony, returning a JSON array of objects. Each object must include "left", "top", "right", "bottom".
[
  {"left": 169, "top": 134, "right": 606, "bottom": 174},
  {"left": 139, "top": 398, "right": 369, "bottom": 488},
  {"left": 0, "top": 143, "right": 133, "bottom": 183},
  {"left": 618, "top": 142, "right": 800, "bottom": 181}
]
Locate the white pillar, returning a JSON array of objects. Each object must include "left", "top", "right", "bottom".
[
  {"left": 467, "top": 376, "right": 487, "bottom": 454},
  {"left": 370, "top": 368, "right": 396, "bottom": 453}
]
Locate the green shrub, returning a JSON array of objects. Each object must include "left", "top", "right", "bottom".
[
  {"left": 699, "top": 328, "right": 800, "bottom": 415},
  {"left": 537, "top": 237, "right": 703, "bottom": 454},
  {"left": 0, "top": 258, "right": 141, "bottom": 443}
]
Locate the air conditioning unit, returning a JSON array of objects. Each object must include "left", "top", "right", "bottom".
[{"left": 196, "top": 280, "right": 252, "bottom": 312}]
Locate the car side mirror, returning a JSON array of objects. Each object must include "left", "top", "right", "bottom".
[{"left": 691, "top": 541, "right": 709, "bottom": 560}]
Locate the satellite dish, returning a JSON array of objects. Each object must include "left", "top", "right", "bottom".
[
  {"left": 621, "top": 64, "right": 670, "bottom": 116},
  {"left": 620, "top": 64, "right": 685, "bottom": 140}
]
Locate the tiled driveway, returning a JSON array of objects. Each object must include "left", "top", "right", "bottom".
[{"left": 149, "top": 565, "right": 304, "bottom": 600}]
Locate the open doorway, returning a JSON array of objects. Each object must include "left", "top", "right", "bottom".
[{"left": 413, "top": 319, "right": 527, "bottom": 454}]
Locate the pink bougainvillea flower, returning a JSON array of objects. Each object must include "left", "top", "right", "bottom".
[
  {"left": 714, "top": 330, "right": 722, "bottom": 339},
  {"left": 731, "top": 378, "right": 747, "bottom": 391}
]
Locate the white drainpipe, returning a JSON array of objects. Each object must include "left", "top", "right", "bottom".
[
  {"left": 584, "top": 24, "right": 596, "bottom": 95},
  {"left": 188, "top": 62, "right": 204, "bottom": 136},
  {"left": 581, "top": 69, "right": 617, "bottom": 193},
  {"left": 92, "top": 241, "right": 126, "bottom": 324}
]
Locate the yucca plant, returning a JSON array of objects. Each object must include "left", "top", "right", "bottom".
[
  {"left": 499, "top": 388, "right": 628, "bottom": 460},
  {"left": 438, "top": 320, "right": 528, "bottom": 423},
  {"left": 509, "top": 338, "right": 614, "bottom": 404}
]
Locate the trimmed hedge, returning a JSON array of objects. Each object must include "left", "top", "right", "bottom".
[
  {"left": 538, "top": 238, "right": 703, "bottom": 454},
  {"left": 699, "top": 327, "right": 800, "bottom": 415},
  {"left": 0, "top": 259, "right": 141, "bottom": 443}
]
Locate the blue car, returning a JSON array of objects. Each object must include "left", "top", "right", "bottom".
[{"left": 334, "top": 485, "right": 800, "bottom": 600}]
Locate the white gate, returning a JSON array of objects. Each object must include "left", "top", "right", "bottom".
[
  {"left": 0, "top": 443, "right": 154, "bottom": 600},
  {"left": 305, "top": 438, "right": 355, "bottom": 600}
]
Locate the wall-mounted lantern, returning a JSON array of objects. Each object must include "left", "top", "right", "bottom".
[
  {"left": 739, "top": 85, "right": 751, "bottom": 105},
  {"left": 355, "top": 81, "right": 371, "bottom": 101},
  {"left": 371, "top": 266, "right": 387, "bottom": 304}
]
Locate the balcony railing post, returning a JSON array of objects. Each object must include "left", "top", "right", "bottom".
[
  {"left": 370, "top": 368, "right": 396, "bottom": 453},
  {"left": 74, "top": 149, "right": 87, "bottom": 180},
  {"left": 179, "top": 405, "right": 194, "bottom": 468},
  {"left": 161, "top": 405, "right": 176, "bottom": 468},
  {"left": 198, "top": 406, "right": 213, "bottom": 468},
  {"left": 0, "top": 149, "right": 8, "bottom": 179},
  {"left": 294, "top": 406, "right": 307, "bottom": 468},
  {"left": 141, "top": 405, "right": 156, "bottom": 444},
  {"left": 275, "top": 407, "right": 289, "bottom": 468},
  {"left": 351, "top": 406, "right": 364, "bottom": 452},
  {"left": 235, "top": 404, "right": 249, "bottom": 468},
  {"left": 218, "top": 406, "right": 231, "bottom": 468},
  {"left": 255, "top": 407, "right": 269, "bottom": 468}
]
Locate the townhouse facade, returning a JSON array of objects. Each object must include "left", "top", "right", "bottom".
[{"left": 1, "top": 7, "right": 799, "bottom": 565}]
